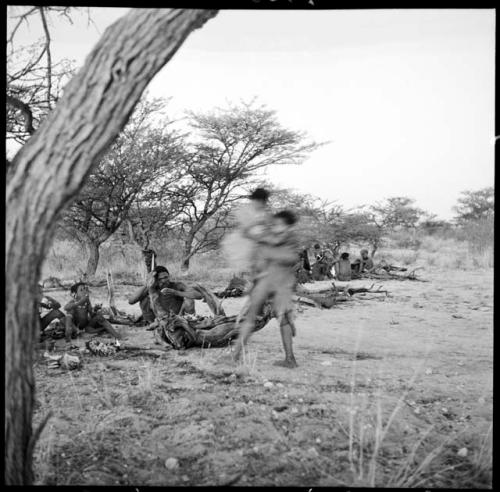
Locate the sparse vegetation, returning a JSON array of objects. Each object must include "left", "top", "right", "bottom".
[
  {"left": 34, "top": 203, "right": 493, "bottom": 487},
  {"left": 31, "top": 267, "right": 492, "bottom": 487}
]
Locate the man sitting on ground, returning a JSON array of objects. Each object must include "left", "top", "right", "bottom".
[
  {"left": 64, "top": 282, "right": 122, "bottom": 341},
  {"left": 359, "top": 248, "right": 374, "bottom": 273},
  {"left": 128, "top": 265, "right": 200, "bottom": 328},
  {"left": 333, "top": 252, "right": 352, "bottom": 281},
  {"left": 312, "top": 243, "right": 335, "bottom": 280},
  {"left": 352, "top": 248, "right": 375, "bottom": 275}
]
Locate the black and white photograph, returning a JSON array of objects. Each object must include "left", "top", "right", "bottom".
[{"left": 5, "top": 5, "right": 494, "bottom": 487}]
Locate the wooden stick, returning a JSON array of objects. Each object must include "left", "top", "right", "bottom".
[{"left": 106, "top": 269, "right": 118, "bottom": 316}]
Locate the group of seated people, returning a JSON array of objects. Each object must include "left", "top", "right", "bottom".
[
  {"left": 38, "top": 244, "right": 379, "bottom": 344},
  {"left": 38, "top": 265, "right": 199, "bottom": 344},
  {"left": 38, "top": 281, "right": 123, "bottom": 343},
  {"left": 300, "top": 244, "right": 376, "bottom": 281}
]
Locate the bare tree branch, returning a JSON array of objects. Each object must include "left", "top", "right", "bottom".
[
  {"left": 7, "top": 7, "right": 38, "bottom": 49},
  {"left": 6, "top": 95, "right": 35, "bottom": 134},
  {"left": 38, "top": 7, "right": 52, "bottom": 110}
]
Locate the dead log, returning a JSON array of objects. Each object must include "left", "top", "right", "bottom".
[
  {"left": 360, "top": 268, "right": 426, "bottom": 282},
  {"left": 294, "top": 282, "right": 388, "bottom": 308},
  {"left": 346, "top": 284, "right": 388, "bottom": 296},
  {"left": 293, "top": 295, "right": 321, "bottom": 308},
  {"left": 155, "top": 302, "right": 275, "bottom": 350},
  {"left": 105, "top": 317, "right": 135, "bottom": 326}
]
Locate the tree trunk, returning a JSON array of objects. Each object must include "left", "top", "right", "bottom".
[
  {"left": 180, "top": 235, "right": 195, "bottom": 271},
  {"left": 106, "top": 269, "right": 118, "bottom": 315},
  {"left": 85, "top": 239, "right": 101, "bottom": 277},
  {"left": 142, "top": 248, "right": 156, "bottom": 273},
  {"left": 5, "top": 8, "right": 217, "bottom": 485}
]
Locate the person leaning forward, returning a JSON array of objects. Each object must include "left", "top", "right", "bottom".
[
  {"left": 128, "top": 265, "right": 202, "bottom": 328},
  {"left": 64, "top": 281, "right": 122, "bottom": 341}
]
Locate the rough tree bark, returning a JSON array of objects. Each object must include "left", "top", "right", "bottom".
[
  {"left": 85, "top": 238, "right": 101, "bottom": 276},
  {"left": 180, "top": 234, "right": 195, "bottom": 271},
  {"left": 125, "top": 218, "right": 156, "bottom": 276},
  {"left": 142, "top": 249, "right": 156, "bottom": 272},
  {"left": 5, "top": 8, "right": 218, "bottom": 485}
]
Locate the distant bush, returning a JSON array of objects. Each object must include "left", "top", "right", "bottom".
[
  {"left": 418, "top": 219, "right": 453, "bottom": 237},
  {"left": 42, "top": 215, "right": 493, "bottom": 284},
  {"left": 459, "top": 216, "right": 494, "bottom": 254},
  {"left": 388, "top": 230, "right": 422, "bottom": 250}
]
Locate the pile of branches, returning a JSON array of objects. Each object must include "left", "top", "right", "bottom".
[
  {"left": 294, "top": 282, "right": 388, "bottom": 309},
  {"left": 41, "top": 275, "right": 143, "bottom": 291},
  {"left": 358, "top": 266, "right": 426, "bottom": 282},
  {"left": 155, "top": 284, "right": 274, "bottom": 350}
]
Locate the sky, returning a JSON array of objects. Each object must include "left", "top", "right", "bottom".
[{"left": 7, "top": 7, "right": 495, "bottom": 219}]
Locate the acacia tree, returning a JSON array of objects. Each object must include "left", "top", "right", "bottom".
[
  {"left": 370, "top": 196, "right": 425, "bottom": 231},
  {"left": 5, "top": 8, "right": 218, "bottom": 484},
  {"left": 59, "top": 97, "right": 185, "bottom": 276},
  {"left": 168, "top": 101, "right": 321, "bottom": 270},
  {"left": 266, "top": 185, "right": 339, "bottom": 246},
  {"left": 125, "top": 192, "right": 189, "bottom": 273},
  {"left": 453, "top": 187, "right": 494, "bottom": 224},
  {"left": 333, "top": 208, "right": 384, "bottom": 257},
  {"left": 265, "top": 186, "right": 385, "bottom": 257}
]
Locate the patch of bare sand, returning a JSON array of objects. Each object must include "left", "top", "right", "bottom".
[{"left": 33, "top": 269, "right": 492, "bottom": 487}]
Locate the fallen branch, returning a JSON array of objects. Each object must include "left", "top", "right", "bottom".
[
  {"left": 346, "top": 284, "right": 388, "bottom": 296},
  {"left": 155, "top": 286, "right": 275, "bottom": 350},
  {"left": 42, "top": 279, "right": 145, "bottom": 291},
  {"left": 293, "top": 281, "right": 389, "bottom": 309},
  {"left": 105, "top": 317, "right": 135, "bottom": 326},
  {"left": 360, "top": 267, "right": 427, "bottom": 282}
]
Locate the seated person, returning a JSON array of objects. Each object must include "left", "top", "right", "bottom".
[
  {"left": 312, "top": 243, "right": 321, "bottom": 261},
  {"left": 320, "top": 244, "right": 335, "bottom": 279},
  {"left": 128, "top": 265, "right": 199, "bottom": 326},
  {"left": 359, "top": 249, "right": 374, "bottom": 272},
  {"left": 333, "top": 252, "right": 352, "bottom": 281},
  {"left": 311, "top": 243, "right": 335, "bottom": 280},
  {"left": 38, "top": 284, "right": 66, "bottom": 330},
  {"left": 299, "top": 247, "right": 312, "bottom": 272},
  {"left": 64, "top": 282, "right": 122, "bottom": 341},
  {"left": 352, "top": 248, "right": 375, "bottom": 275}
]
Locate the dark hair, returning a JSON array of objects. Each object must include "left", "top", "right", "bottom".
[
  {"left": 249, "top": 187, "right": 270, "bottom": 202},
  {"left": 340, "top": 252, "right": 349, "bottom": 260},
  {"left": 153, "top": 265, "right": 169, "bottom": 275},
  {"left": 314, "top": 243, "right": 321, "bottom": 249},
  {"left": 70, "top": 282, "right": 87, "bottom": 294},
  {"left": 273, "top": 210, "right": 297, "bottom": 226}
]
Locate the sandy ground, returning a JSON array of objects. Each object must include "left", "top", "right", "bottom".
[{"left": 32, "top": 269, "right": 492, "bottom": 487}]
